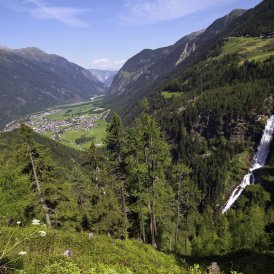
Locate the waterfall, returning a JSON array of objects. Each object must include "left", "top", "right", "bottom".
[{"left": 222, "top": 115, "right": 274, "bottom": 213}]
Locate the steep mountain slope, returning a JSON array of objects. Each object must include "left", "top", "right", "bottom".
[
  {"left": 153, "top": 35, "right": 274, "bottom": 203},
  {"left": 0, "top": 47, "right": 105, "bottom": 129},
  {"left": 108, "top": 30, "right": 202, "bottom": 96},
  {"left": 104, "top": 0, "right": 274, "bottom": 207},
  {"left": 89, "top": 69, "right": 117, "bottom": 87},
  {"left": 108, "top": 1, "right": 274, "bottom": 124},
  {"left": 169, "top": 0, "right": 274, "bottom": 80},
  {"left": 107, "top": 9, "right": 245, "bottom": 109},
  {"left": 228, "top": 0, "right": 274, "bottom": 36}
]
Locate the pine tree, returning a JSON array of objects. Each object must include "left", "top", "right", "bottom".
[
  {"left": 126, "top": 128, "right": 147, "bottom": 242},
  {"left": 20, "top": 123, "right": 52, "bottom": 227},
  {"left": 171, "top": 163, "right": 191, "bottom": 253},
  {"left": 105, "top": 114, "right": 129, "bottom": 238},
  {"left": 175, "top": 173, "right": 202, "bottom": 255},
  {"left": 134, "top": 113, "right": 171, "bottom": 248}
]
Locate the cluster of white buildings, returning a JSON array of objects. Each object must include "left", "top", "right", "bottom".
[{"left": 29, "top": 116, "right": 97, "bottom": 133}]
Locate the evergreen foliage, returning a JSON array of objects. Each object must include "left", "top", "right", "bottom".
[{"left": 1, "top": 36, "right": 274, "bottom": 274}]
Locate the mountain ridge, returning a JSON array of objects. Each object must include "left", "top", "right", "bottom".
[
  {"left": 0, "top": 46, "right": 105, "bottom": 129},
  {"left": 107, "top": 9, "right": 246, "bottom": 112},
  {"left": 89, "top": 68, "right": 117, "bottom": 87}
]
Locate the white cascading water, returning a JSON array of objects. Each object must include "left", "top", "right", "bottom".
[{"left": 222, "top": 115, "right": 274, "bottom": 213}]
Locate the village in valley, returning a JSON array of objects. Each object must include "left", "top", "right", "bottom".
[
  {"left": 4, "top": 98, "right": 109, "bottom": 150},
  {"left": 26, "top": 110, "right": 100, "bottom": 134}
]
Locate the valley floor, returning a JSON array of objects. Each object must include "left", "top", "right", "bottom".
[{"left": 3, "top": 98, "right": 109, "bottom": 150}]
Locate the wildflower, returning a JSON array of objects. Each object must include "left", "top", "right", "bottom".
[
  {"left": 16, "top": 221, "right": 21, "bottom": 225},
  {"left": 63, "top": 249, "right": 73, "bottom": 257},
  {"left": 32, "top": 219, "right": 40, "bottom": 225},
  {"left": 18, "top": 251, "right": 27, "bottom": 256},
  {"left": 39, "top": 230, "right": 46, "bottom": 237},
  {"left": 88, "top": 232, "right": 94, "bottom": 238}
]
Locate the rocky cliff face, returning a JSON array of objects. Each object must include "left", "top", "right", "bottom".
[
  {"left": 89, "top": 69, "right": 117, "bottom": 87},
  {"left": 109, "top": 30, "right": 203, "bottom": 97},
  {"left": 109, "top": 46, "right": 171, "bottom": 95}
]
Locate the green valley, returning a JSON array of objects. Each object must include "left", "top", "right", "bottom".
[{"left": 4, "top": 97, "right": 109, "bottom": 150}]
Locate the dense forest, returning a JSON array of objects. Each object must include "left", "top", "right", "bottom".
[
  {"left": 1, "top": 43, "right": 274, "bottom": 273},
  {"left": 151, "top": 49, "right": 274, "bottom": 206},
  {"left": 1, "top": 101, "right": 274, "bottom": 272}
]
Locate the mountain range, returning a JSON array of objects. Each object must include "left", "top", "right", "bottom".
[
  {"left": 0, "top": 46, "right": 105, "bottom": 129},
  {"left": 89, "top": 69, "right": 117, "bottom": 87},
  {"left": 107, "top": 9, "right": 245, "bottom": 108},
  {"left": 107, "top": 0, "right": 274, "bottom": 120}
]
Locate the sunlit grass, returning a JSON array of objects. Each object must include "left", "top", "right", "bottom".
[
  {"left": 90, "top": 119, "right": 108, "bottom": 146},
  {"left": 161, "top": 91, "right": 182, "bottom": 99},
  {"left": 0, "top": 227, "right": 184, "bottom": 273},
  {"left": 221, "top": 37, "right": 274, "bottom": 63}
]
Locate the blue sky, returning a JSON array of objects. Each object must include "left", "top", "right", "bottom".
[{"left": 0, "top": 0, "right": 262, "bottom": 70}]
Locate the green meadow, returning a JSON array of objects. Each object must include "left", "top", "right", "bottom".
[
  {"left": 41, "top": 99, "right": 109, "bottom": 151},
  {"left": 221, "top": 37, "right": 274, "bottom": 62}
]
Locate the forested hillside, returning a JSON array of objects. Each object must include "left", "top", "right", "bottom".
[
  {"left": 1, "top": 106, "right": 274, "bottom": 273},
  {"left": 111, "top": 0, "right": 274, "bottom": 122},
  {"left": 106, "top": 9, "right": 245, "bottom": 116},
  {"left": 1, "top": 1, "right": 274, "bottom": 273}
]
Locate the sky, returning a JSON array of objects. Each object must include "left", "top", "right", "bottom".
[{"left": 0, "top": 0, "right": 262, "bottom": 70}]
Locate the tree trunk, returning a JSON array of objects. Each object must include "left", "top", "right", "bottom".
[
  {"left": 138, "top": 174, "right": 146, "bottom": 242},
  {"left": 120, "top": 181, "right": 127, "bottom": 236},
  {"left": 150, "top": 178, "right": 157, "bottom": 248},
  {"left": 174, "top": 182, "right": 181, "bottom": 252},
  {"left": 184, "top": 207, "right": 189, "bottom": 255},
  {"left": 169, "top": 231, "right": 173, "bottom": 252},
  {"left": 29, "top": 149, "right": 51, "bottom": 227},
  {"left": 118, "top": 152, "right": 128, "bottom": 238},
  {"left": 136, "top": 153, "right": 146, "bottom": 243}
]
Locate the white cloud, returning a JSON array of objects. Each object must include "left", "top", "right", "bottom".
[
  {"left": 120, "top": 0, "right": 227, "bottom": 25},
  {"left": 92, "top": 58, "right": 127, "bottom": 70},
  {"left": 1, "top": 0, "right": 90, "bottom": 27}
]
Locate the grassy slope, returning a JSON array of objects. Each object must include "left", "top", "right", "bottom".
[
  {"left": 0, "top": 227, "right": 185, "bottom": 274},
  {"left": 90, "top": 119, "right": 108, "bottom": 146},
  {"left": 223, "top": 151, "right": 250, "bottom": 201},
  {"left": 220, "top": 37, "right": 274, "bottom": 62},
  {"left": 46, "top": 101, "right": 105, "bottom": 121},
  {"left": 161, "top": 91, "right": 182, "bottom": 99}
]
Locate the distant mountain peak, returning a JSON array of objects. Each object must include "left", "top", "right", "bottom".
[
  {"left": 205, "top": 9, "right": 246, "bottom": 35},
  {"left": 89, "top": 69, "right": 117, "bottom": 87},
  {"left": 0, "top": 46, "right": 105, "bottom": 129},
  {"left": 174, "top": 29, "right": 205, "bottom": 48},
  {"left": 13, "top": 47, "right": 60, "bottom": 63},
  {"left": 0, "top": 45, "right": 11, "bottom": 51},
  {"left": 226, "top": 9, "right": 246, "bottom": 24},
  {"left": 107, "top": 7, "right": 247, "bottom": 110}
]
